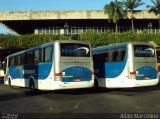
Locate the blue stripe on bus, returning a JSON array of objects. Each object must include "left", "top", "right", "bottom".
[
  {"left": 61, "top": 66, "right": 92, "bottom": 82},
  {"left": 9, "top": 62, "right": 52, "bottom": 80},
  {"left": 94, "top": 61, "right": 126, "bottom": 78},
  {"left": 136, "top": 66, "right": 157, "bottom": 80},
  {"left": 105, "top": 62, "right": 126, "bottom": 78}
]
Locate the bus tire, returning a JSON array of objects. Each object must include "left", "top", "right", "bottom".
[{"left": 29, "top": 79, "right": 35, "bottom": 93}]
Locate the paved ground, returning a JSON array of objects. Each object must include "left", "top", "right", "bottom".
[{"left": 0, "top": 81, "right": 160, "bottom": 119}]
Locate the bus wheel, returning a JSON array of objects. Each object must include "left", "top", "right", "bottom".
[{"left": 29, "top": 79, "right": 35, "bottom": 93}]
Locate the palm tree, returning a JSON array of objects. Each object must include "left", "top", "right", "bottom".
[
  {"left": 147, "top": 0, "right": 160, "bottom": 29},
  {"left": 123, "top": 0, "right": 145, "bottom": 31},
  {"left": 104, "top": 0, "right": 124, "bottom": 33}
]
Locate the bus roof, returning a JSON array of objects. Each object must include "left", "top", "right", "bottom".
[
  {"left": 6, "top": 40, "right": 90, "bottom": 58},
  {"left": 92, "top": 42, "right": 154, "bottom": 51}
]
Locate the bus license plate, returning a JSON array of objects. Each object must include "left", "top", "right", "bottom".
[
  {"left": 145, "top": 77, "right": 150, "bottom": 80},
  {"left": 74, "top": 79, "right": 81, "bottom": 82}
]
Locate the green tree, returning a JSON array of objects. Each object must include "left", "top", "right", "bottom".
[
  {"left": 147, "top": 0, "right": 160, "bottom": 29},
  {"left": 123, "top": 0, "right": 145, "bottom": 31},
  {"left": 104, "top": 0, "right": 125, "bottom": 33}
]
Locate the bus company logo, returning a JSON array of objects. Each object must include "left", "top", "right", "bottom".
[
  {"left": 145, "top": 48, "right": 154, "bottom": 55},
  {"left": 75, "top": 47, "right": 89, "bottom": 54},
  {"left": 62, "top": 47, "right": 89, "bottom": 54},
  {"left": 135, "top": 48, "right": 154, "bottom": 55}
]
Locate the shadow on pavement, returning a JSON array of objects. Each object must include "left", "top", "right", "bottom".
[
  {"left": 120, "top": 85, "right": 160, "bottom": 92},
  {"left": 53, "top": 88, "right": 112, "bottom": 95},
  {"left": 0, "top": 87, "right": 109, "bottom": 102},
  {"left": 0, "top": 87, "right": 53, "bottom": 102},
  {"left": 1, "top": 85, "right": 159, "bottom": 102},
  {"left": 53, "top": 85, "right": 160, "bottom": 95}
]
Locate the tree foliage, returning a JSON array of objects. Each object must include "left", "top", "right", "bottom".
[
  {"left": 0, "top": 31, "right": 160, "bottom": 49},
  {"left": 123, "top": 0, "right": 145, "bottom": 31},
  {"left": 147, "top": 0, "right": 160, "bottom": 28},
  {"left": 104, "top": 0, "right": 125, "bottom": 32}
]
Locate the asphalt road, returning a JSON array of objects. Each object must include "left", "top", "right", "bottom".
[{"left": 0, "top": 81, "right": 160, "bottom": 119}]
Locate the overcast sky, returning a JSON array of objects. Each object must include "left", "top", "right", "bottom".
[{"left": 0, "top": 0, "right": 153, "bottom": 34}]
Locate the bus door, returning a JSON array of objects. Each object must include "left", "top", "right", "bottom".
[
  {"left": 133, "top": 45, "right": 157, "bottom": 80},
  {"left": 60, "top": 43, "right": 92, "bottom": 82}
]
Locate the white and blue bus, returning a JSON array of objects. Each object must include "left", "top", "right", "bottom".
[
  {"left": 92, "top": 42, "right": 158, "bottom": 88},
  {"left": 3, "top": 40, "right": 94, "bottom": 91}
]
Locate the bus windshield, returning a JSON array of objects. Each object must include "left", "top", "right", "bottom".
[
  {"left": 60, "top": 43, "right": 90, "bottom": 57},
  {"left": 134, "top": 45, "right": 155, "bottom": 57}
]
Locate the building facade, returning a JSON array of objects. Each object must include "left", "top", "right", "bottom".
[{"left": 0, "top": 10, "right": 159, "bottom": 35}]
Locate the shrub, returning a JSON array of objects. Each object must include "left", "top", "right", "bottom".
[{"left": 0, "top": 31, "right": 159, "bottom": 49}]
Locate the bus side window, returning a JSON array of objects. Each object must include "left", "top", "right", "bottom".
[
  {"left": 93, "top": 54, "right": 104, "bottom": 62},
  {"left": 25, "top": 51, "right": 34, "bottom": 64},
  {"left": 9, "top": 57, "right": 15, "bottom": 66},
  {"left": 111, "top": 47, "right": 126, "bottom": 62},
  {"left": 93, "top": 51, "right": 109, "bottom": 63},
  {"left": 104, "top": 52, "right": 110, "bottom": 62},
  {"left": 118, "top": 47, "right": 126, "bottom": 62},
  {"left": 34, "top": 49, "right": 40, "bottom": 64},
  {"left": 43, "top": 46, "right": 53, "bottom": 62},
  {"left": 111, "top": 49, "right": 119, "bottom": 62},
  {"left": 21, "top": 54, "right": 25, "bottom": 64},
  {"left": 15, "top": 55, "right": 22, "bottom": 65}
]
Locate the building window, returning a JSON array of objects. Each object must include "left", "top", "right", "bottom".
[
  {"left": 70, "top": 26, "right": 107, "bottom": 35},
  {"left": 37, "top": 27, "right": 60, "bottom": 34},
  {"left": 36, "top": 26, "right": 107, "bottom": 35}
]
